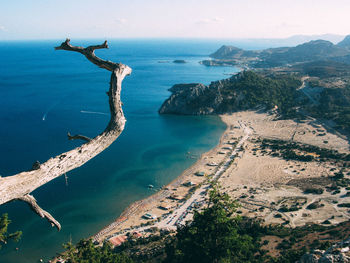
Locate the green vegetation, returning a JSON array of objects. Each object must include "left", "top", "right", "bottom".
[
  {"left": 304, "top": 188, "right": 324, "bottom": 194},
  {"left": 258, "top": 138, "right": 350, "bottom": 163},
  {"left": 160, "top": 71, "right": 302, "bottom": 118},
  {"left": 306, "top": 202, "right": 324, "bottom": 210},
  {"left": 59, "top": 185, "right": 350, "bottom": 262},
  {"left": 62, "top": 239, "right": 133, "bottom": 263},
  {"left": 0, "top": 213, "right": 21, "bottom": 249},
  {"left": 219, "top": 71, "right": 302, "bottom": 118},
  {"left": 308, "top": 86, "right": 350, "bottom": 131},
  {"left": 337, "top": 203, "right": 350, "bottom": 208},
  {"left": 291, "top": 60, "right": 350, "bottom": 78},
  {"left": 165, "top": 184, "right": 264, "bottom": 263}
]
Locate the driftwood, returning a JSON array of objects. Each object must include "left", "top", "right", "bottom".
[{"left": 0, "top": 39, "right": 131, "bottom": 230}]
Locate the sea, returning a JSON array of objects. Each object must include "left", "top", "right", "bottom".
[{"left": 0, "top": 39, "right": 240, "bottom": 263}]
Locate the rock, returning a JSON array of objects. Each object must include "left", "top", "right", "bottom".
[
  {"left": 342, "top": 247, "right": 350, "bottom": 253},
  {"left": 158, "top": 83, "right": 217, "bottom": 115},
  {"left": 298, "top": 237, "right": 350, "bottom": 263},
  {"left": 299, "top": 253, "right": 320, "bottom": 262},
  {"left": 173, "top": 60, "right": 186, "bottom": 63}
]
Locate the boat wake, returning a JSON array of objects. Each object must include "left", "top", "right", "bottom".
[
  {"left": 42, "top": 99, "right": 63, "bottom": 121},
  {"left": 80, "top": 110, "right": 109, "bottom": 116}
]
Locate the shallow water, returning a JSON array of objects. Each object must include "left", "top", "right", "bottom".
[{"left": 0, "top": 39, "right": 238, "bottom": 262}]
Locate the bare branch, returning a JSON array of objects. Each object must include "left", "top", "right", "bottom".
[
  {"left": 67, "top": 132, "right": 91, "bottom": 142},
  {"left": 54, "top": 38, "right": 119, "bottom": 72},
  {"left": 18, "top": 194, "right": 61, "bottom": 231}
]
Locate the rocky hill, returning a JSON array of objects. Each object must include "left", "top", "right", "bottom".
[
  {"left": 210, "top": 45, "right": 258, "bottom": 59},
  {"left": 159, "top": 71, "right": 301, "bottom": 116},
  {"left": 337, "top": 35, "right": 350, "bottom": 49}
]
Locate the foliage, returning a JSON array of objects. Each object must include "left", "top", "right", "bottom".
[
  {"left": 308, "top": 86, "right": 350, "bottom": 132},
  {"left": 218, "top": 71, "right": 302, "bottom": 118},
  {"left": 259, "top": 138, "right": 350, "bottom": 163},
  {"left": 269, "top": 247, "right": 307, "bottom": 263},
  {"left": 62, "top": 239, "right": 133, "bottom": 263},
  {"left": 58, "top": 183, "right": 350, "bottom": 263},
  {"left": 164, "top": 184, "right": 265, "bottom": 263},
  {"left": 291, "top": 60, "right": 350, "bottom": 78},
  {"left": 0, "top": 213, "right": 22, "bottom": 249},
  {"left": 304, "top": 188, "right": 324, "bottom": 194}
]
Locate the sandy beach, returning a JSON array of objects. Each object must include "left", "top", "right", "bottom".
[{"left": 93, "top": 110, "right": 350, "bottom": 244}]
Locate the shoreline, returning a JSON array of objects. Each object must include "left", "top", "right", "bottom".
[
  {"left": 92, "top": 114, "right": 236, "bottom": 242},
  {"left": 50, "top": 108, "right": 350, "bottom": 263},
  {"left": 92, "top": 109, "right": 350, "bottom": 244}
]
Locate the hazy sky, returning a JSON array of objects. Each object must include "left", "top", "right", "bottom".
[{"left": 0, "top": 0, "right": 349, "bottom": 40}]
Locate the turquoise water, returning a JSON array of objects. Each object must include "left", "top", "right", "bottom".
[{"left": 0, "top": 39, "right": 238, "bottom": 263}]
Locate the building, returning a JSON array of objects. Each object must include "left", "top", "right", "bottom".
[
  {"left": 143, "top": 213, "right": 156, "bottom": 220},
  {"left": 109, "top": 235, "right": 128, "bottom": 247},
  {"left": 195, "top": 171, "right": 205, "bottom": 176}
]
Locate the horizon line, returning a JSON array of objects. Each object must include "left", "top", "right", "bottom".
[{"left": 0, "top": 33, "right": 348, "bottom": 42}]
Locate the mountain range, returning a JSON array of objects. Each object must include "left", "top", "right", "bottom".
[{"left": 204, "top": 35, "right": 350, "bottom": 68}]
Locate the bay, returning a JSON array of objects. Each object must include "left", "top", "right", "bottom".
[{"left": 0, "top": 39, "right": 238, "bottom": 263}]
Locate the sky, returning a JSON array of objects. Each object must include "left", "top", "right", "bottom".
[{"left": 0, "top": 0, "right": 350, "bottom": 40}]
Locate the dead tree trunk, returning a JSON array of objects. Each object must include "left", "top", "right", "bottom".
[{"left": 0, "top": 39, "right": 131, "bottom": 231}]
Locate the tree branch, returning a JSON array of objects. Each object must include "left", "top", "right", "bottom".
[
  {"left": 55, "top": 39, "right": 119, "bottom": 71},
  {"left": 67, "top": 132, "right": 91, "bottom": 142},
  {"left": 0, "top": 40, "right": 132, "bottom": 231},
  {"left": 18, "top": 194, "right": 61, "bottom": 231}
]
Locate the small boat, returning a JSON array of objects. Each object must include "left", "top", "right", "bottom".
[{"left": 148, "top": 184, "right": 154, "bottom": 189}]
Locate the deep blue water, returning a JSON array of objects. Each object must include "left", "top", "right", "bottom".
[{"left": 0, "top": 39, "right": 238, "bottom": 263}]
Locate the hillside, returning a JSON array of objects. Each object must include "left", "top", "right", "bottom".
[
  {"left": 159, "top": 71, "right": 302, "bottom": 117},
  {"left": 289, "top": 60, "right": 350, "bottom": 78},
  {"left": 337, "top": 35, "right": 350, "bottom": 49}
]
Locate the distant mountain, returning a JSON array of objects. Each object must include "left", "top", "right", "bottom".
[
  {"left": 337, "top": 35, "right": 350, "bottom": 49},
  {"left": 206, "top": 36, "right": 350, "bottom": 68},
  {"left": 280, "top": 34, "right": 345, "bottom": 46},
  {"left": 259, "top": 40, "right": 349, "bottom": 67},
  {"left": 210, "top": 46, "right": 257, "bottom": 59},
  {"left": 220, "top": 34, "right": 345, "bottom": 50}
]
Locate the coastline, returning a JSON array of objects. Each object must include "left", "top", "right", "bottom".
[
  {"left": 92, "top": 109, "right": 350, "bottom": 244},
  {"left": 92, "top": 114, "right": 235, "bottom": 243}
]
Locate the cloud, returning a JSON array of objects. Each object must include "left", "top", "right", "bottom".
[
  {"left": 195, "top": 17, "right": 224, "bottom": 25},
  {"left": 212, "top": 17, "right": 224, "bottom": 22},
  {"left": 279, "top": 22, "right": 302, "bottom": 29},
  {"left": 115, "top": 18, "right": 127, "bottom": 25},
  {"left": 0, "top": 25, "right": 6, "bottom": 31}
]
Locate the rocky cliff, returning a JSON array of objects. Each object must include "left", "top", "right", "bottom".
[{"left": 158, "top": 82, "right": 226, "bottom": 115}]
